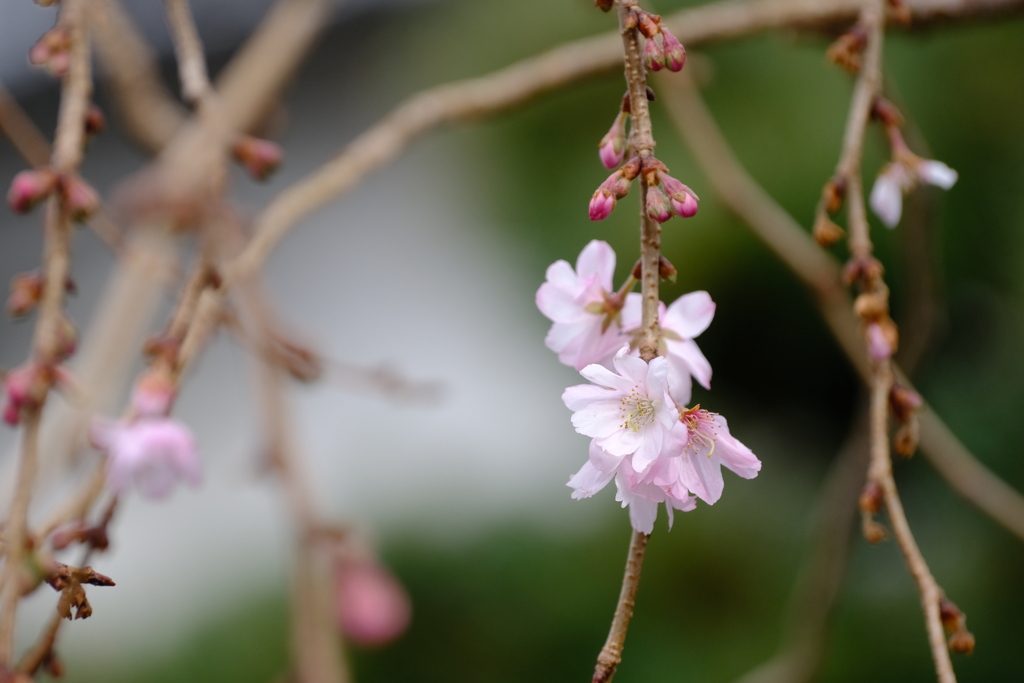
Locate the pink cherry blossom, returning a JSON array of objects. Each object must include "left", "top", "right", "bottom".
[
  {"left": 333, "top": 560, "right": 412, "bottom": 647},
  {"left": 623, "top": 291, "right": 715, "bottom": 405},
  {"left": 672, "top": 407, "right": 760, "bottom": 505},
  {"left": 536, "top": 240, "right": 628, "bottom": 370},
  {"left": 869, "top": 157, "right": 957, "bottom": 228},
  {"left": 562, "top": 347, "right": 678, "bottom": 473},
  {"left": 598, "top": 111, "right": 627, "bottom": 170},
  {"left": 91, "top": 417, "right": 201, "bottom": 499}
]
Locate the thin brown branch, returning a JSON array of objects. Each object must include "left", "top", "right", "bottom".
[
  {"left": 593, "top": 529, "right": 649, "bottom": 683},
  {"left": 657, "top": 71, "right": 1024, "bottom": 545},
  {"left": 228, "top": 0, "right": 1024, "bottom": 280},
  {"left": 163, "top": 0, "right": 211, "bottom": 105},
  {"left": 0, "top": 82, "right": 51, "bottom": 168}
]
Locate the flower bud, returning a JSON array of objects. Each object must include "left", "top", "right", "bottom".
[
  {"left": 661, "top": 174, "right": 698, "bottom": 218},
  {"left": 29, "top": 27, "right": 71, "bottom": 77},
  {"left": 54, "top": 313, "right": 78, "bottom": 361},
  {"left": 826, "top": 26, "right": 867, "bottom": 73},
  {"left": 948, "top": 630, "right": 975, "bottom": 656},
  {"left": 862, "top": 518, "right": 887, "bottom": 544},
  {"left": 871, "top": 98, "right": 904, "bottom": 128},
  {"left": 594, "top": 0, "right": 613, "bottom": 12},
  {"left": 658, "top": 255, "right": 677, "bottom": 283},
  {"left": 636, "top": 11, "right": 661, "bottom": 39},
  {"left": 334, "top": 561, "right": 412, "bottom": 647},
  {"left": 813, "top": 212, "right": 845, "bottom": 247},
  {"left": 646, "top": 185, "right": 673, "bottom": 223},
  {"left": 853, "top": 292, "right": 888, "bottom": 321},
  {"left": 642, "top": 38, "right": 665, "bottom": 72},
  {"left": 3, "top": 363, "right": 52, "bottom": 425},
  {"left": 598, "top": 112, "right": 627, "bottom": 170},
  {"left": 866, "top": 322, "right": 893, "bottom": 361},
  {"left": 232, "top": 136, "right": 284, "bottom": 182},
  {"left": 59, "top": 175, "right": 100, "bottom": 221},
  {"left": 84, "top": 104, "right": 106, "bottom": 137},
  {"left": 842, "top": 255, "right": 884, "bottom": 287},
  {"left": 661, "top": 29, "right": 686, "bottom": 72},
  {"left": 7, "top": 169, "right": 58, "bottom": 213},
  {"left": 619, "top": 156, "right": 642, "bottom": 181},
  {"left": 858, "top": 481, "right": 883, "bottom": 515},
  {"left": 589, "top": 189, "right": 616, "bottom": 221},
  {"left": 822, "top": 177, "right": 846, "bottom": 214},
  {"left": 893, "top": 417, "right": 919, "bottom": 458},
  {"left": 7, "top": 272, "right": 45, "bottom": 318},
  {"left": 889, "top": 383, "right": 923, "bottom": 422},
  {"left": 131, "top": 365, "right": 177, "bottom": 417}
]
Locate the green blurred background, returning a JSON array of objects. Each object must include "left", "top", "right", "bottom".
[{"left": 61, "top": 0, "right": 1024, "bottom": 681}]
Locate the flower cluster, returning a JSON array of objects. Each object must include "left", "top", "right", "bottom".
[
  {"left": 538, "top": 242, "right": 760, "bottom": 533},
  {"left": 589, "top": 156, "right": 699, "bottom": 224}
]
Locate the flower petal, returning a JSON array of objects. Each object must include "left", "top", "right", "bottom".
[
  {"left": 575, "top": 240, "right": 616, "bottom": 293},
  {"left": 562, "top": 383, "right": 616, "bottom": 412},
  {"left": 663, "top": 291, "right": 715, "bottom": 339},
  {"left": 580, "top": 362, "right": 633, "bottom": 392},
  {"left": 869, "top": 173, "right": 903, "bottom": 228},
  {"left": 680, "top": 448, "right": 725, "bottom": 505},
  {"left": 568, "top": 460, "right": 615, "bottom": 499},
  {"left": 713, "top": 416, "right": 761, "bottom": 479},
  {"left": 570, "top": 400, "right": 623, "bottom": 439},
  {"left": 917, "top": 160, "right": 958, "bottom": 190}
]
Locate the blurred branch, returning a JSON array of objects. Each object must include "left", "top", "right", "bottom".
[
  {"left": 733, "top": 408, "right": 868, "bottom": 683},
  {"left": 163, "top": 0, "right": 212, "bottom": 105},
  {"left": 656, "top": 71, "right": 1024, "bottom": 545},
  {"left": 230, "top": 0, "right": 1024, "bottom": 278}
]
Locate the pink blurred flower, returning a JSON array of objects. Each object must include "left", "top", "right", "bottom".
[
  {"left": 623, "top": 290, "right": 715, "bottom": 405},
  {"left": 536, "top": 240, "right": 628, "bottom": 370},
  {"left": 130, "top": 367, "right": 177, "bottom": 417},
  {"left": 3, "top": 363, "right": 61, "bottom": 426},
  {"left": 91, "top": 417, "right": 201, "bottom": 499},
  {"left": 562, "top": 346, "right": 678, "bottom": 474},
  {"left": 869, "top": 157, "right": 957, "bottom": 228},
  {"left": 7, "top": 170, "right": 57, "bottom": 213},
  {"left": 333, "top": 561, "right": 412, "bottom": 647},
  {"left": 598, "top": 111, "right": 627, "bottom": 170},
  {"left": 866, "top": 322, "right": 893, "bottom": 361}
]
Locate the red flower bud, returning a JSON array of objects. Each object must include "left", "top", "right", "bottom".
[
  {"left": 232, "top": 136, "right": 284, "bottom": 181},
  {"left": 7, "top": 169, "right": 58, "bottom": 213}
]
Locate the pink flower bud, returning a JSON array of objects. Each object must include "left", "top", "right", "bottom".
[
  {"left": 59, "top": 175, "right": 100, "bottom": 221},
  {"left": 3, "top": 363, "right": 52, "bottom": 425},
  {"left": 7, "top": 273, "right": 44, "bottom": 318},
  {"left": 866, "top": 322, "right": 893, "bottom": 361},
  {"left": 661, "top": 173, "right": 699, "bottom": 218},
  {"left": 661, "top": 29, "right": 686, "bottom": 72},
  {"left": 7, "top": 170, "right": 58, "bottom": 213},
  {"left": 131, "top": 366, "right": 177, "bottom": 417},
  {"left": 643, "top": 38, "right": 665, "bottom": 72},
  {"left": 598, "top": 112, "right": 627, "bottom": 170},
  {"left": 84, "top": 104, "right": 106, "bottom": 137},
  {"left": 589, "top": 189, "right": 616, "bottom": 221},
  {"left": 54, "top": 313, "right": 78, "bottom": 361},
  {"left": 29, "top": 28, "right": 71, "bottom": 77},
  {"left": 232, "top": 136, "right": 284, "bottom": 182},
  {"left": 646, "top": 185, "right": 673, "bottom": 223},
  {"left": 334, "top": 561, "right": 412, "bottom": 647}
]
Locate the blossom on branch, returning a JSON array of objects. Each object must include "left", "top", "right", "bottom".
[
  {"left": 623, "top": 290, "right": 715, "bottom": 405},
  {"left": 869, "top": 156, "right": 957, "bottom": 228},
  {"left": 536, "top": 240, "right": 629, "bottom": 370},
  {"left": 91, "top": 417, "right": 201, "bottom": 499}
]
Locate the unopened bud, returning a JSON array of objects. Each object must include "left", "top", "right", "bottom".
[
  {"left": 661, "top": 29, "right": 686, "bottom": 72},
  {"left": 859, "top": 481, "right": 883, "bottom": 515},
  {"left": 598, "top": 112, "right": 628, "bottom": 170},
  {"left": 661, "top": 173, "right": 698, "bottom": 218},
  {"left": 893, "top": 417, "right": 919, "bottom": 457},
  {"left": 826, "top": 26, "right": 868, "bottom": 73},
  {"left": 3, "top": 363, "right": 52, "bottom": 425},
  {"left": 813, "top": 212, "right": 845, "bottom": 247},
  {"left": 636, "top": 11, "right": 661, "bottom": 39},
  {"left": 948, "top": 630, "right": 975, "bottom": 656},
  {"left": 84, "top": 104, "right": 106, "bottom": 137},
  {"left": 822, "top": 177, "right": 846, "bottom": 214},
  {"left": 29, "top": 27, "right": 71, "bottom": 77},
  {"left": 866, "top": 321, "right": 895, "bottom": 361},
  {"left": 7, "top": 169, "right": 58, "bottom": 213},
  {"left": 842, "top": 255, "right": 884, "bottom": 287},
  {"left": 854, "top": 292, "right": 888, "bottom": 321},
  {"left": 620, "top": 156, "right": 642, "bottom": 181},
  {"left": 642, "top": 37, "right": 665, "bottom": 72},
  {"left": 659, "top": 255, "right": 677, "bottom": 283},
  {"left": 646, "top": 185, "right": 672, "bottom": 223},
  {"left": 862, "top": 517, "right": 888, "bottom": 544},
  {"left": 624, "top": 8, "right": 639, "bottom": 29},
  {"left": 54, "top": 313, "right": 78, "bottom": 361},
  {"left": 7, "top": 273, "right": 44, "bottom": 318},
  {"left": 59, "top": 175, "right": 100, "bottom": 221},
  {"left": 231, "top": 136, "right": 284, "bottom": 182},
  {"left": 589, "top": 189, "right": 616, "bottom": 222},
  {"left": 889, "top": 383, "right": 923, "bottom": 422},
  {"left": 939, "top": 598, "right": 962, "bottom": 632},
  {"left": 594, "top": 0, "right": 613, "bottom": 11}
]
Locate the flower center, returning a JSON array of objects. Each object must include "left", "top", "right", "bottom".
[
  {"left": 620, "top": 386, "right": 655, "bottom": 432},
  {"left": 682, "top": 406, "right": 718, "bottom": 457}
]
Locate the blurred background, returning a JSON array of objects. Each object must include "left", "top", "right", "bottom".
[{"left": 1, "top": 0, "right": 1023, "bottom": 681}]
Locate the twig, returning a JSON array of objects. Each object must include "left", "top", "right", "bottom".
[
  {"left": 0, "top": 82, "right": 51, "bottom": 168},
  {"left": 227, "top": 0, "right": 1024, "bottom": 279},
  {"left": 163, "top": 0, "right": 211, "bottom": 105},
  {"left": 593, "top": 529, "right": 649, "bottom": 683},
  {"left": 656, "top": 72, "right": 1024, "bottom": 544}
]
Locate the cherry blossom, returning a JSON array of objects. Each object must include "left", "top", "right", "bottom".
[
  {"left": 671, "top": 406, "right": 761, "bottom": 505},
  {"left": 869, "top": 157, "right": 957, "bottom": 228},
  {"left": 333, "top": 560, "right": 412, "bottom": 647},
  {"left": 623, "top": 290, "right": 715, "bottom": 405},
  {"left": 536, "top": 240, "right": 628, "bottom": 370},
  {"left": 562, "top": 346, "right": 679, "bottom": 473},
  {"left": 91, "top": 417, "right": 201, "bottom": 499}
]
